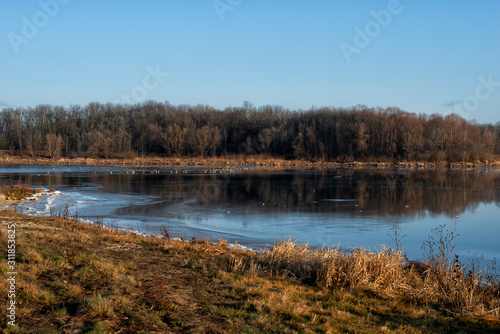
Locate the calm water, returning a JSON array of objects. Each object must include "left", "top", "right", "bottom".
[{"left": 2, "top": 165, "right": 500, "bottom": 263}]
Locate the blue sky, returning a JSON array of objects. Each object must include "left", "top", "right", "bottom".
[{"left": 1, "top": 0, "right": 499, "bottom": 123}]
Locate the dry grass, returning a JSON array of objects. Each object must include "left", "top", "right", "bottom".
[
  {"left": 252, "top": 238, "right": 500, "bottom": 320},
  {"left": 2, "top": 154, "right": 499, "bottom": 170},
  {"left": 0, "top": 210, "right": 499, "bottom": 333},
  {"left": 82, "top": 293, "right": 115, "bottom": 317},
  {"left": 0, "top": 184, "right": 42, "bottom": 200}
]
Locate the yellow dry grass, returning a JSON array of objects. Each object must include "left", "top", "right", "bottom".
[
  {"left": 253, "top": 238, "right": 500, "bottom": 319},
  {"left": 1, "top": 209, "right": 499, "bottom": 333}
]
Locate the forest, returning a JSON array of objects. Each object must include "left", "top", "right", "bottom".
[{"left": 0, "top": 101, "right": 499, "bottom": 162}]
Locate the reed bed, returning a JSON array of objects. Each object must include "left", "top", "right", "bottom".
[{"left": 254, "top": 238, "right": 500, "bottom": 318}]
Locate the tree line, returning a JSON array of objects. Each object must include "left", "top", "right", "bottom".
[{"left": 0, "top": 101, "right": 499, "bottom": 162}]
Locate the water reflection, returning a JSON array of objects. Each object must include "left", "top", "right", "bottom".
[
  {"left": 2, "top": 168, "right": 499, "bottom": 219},
  {"left": 2, "top": 167, "right": 499, "bottom": 260}
]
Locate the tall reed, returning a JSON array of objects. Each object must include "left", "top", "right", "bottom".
[{"left": 255, "top": 235, "right": 499, "bottom": 317}]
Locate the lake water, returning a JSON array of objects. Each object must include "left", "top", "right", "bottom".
[{"left": 2, "top": 165, "right": 499, "bottom": 264}]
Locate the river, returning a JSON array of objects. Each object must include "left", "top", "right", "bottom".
[{"left": 2, "top": 165, "right": 499, "bottom": 265}]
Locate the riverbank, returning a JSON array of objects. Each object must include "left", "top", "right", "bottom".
[
  {"left": 1, "top": 206, "right": 499, "bottom": 332},
  {"left": 0, "top": 154, "right": 499, "bottom": 170},
  {"left": 0, "top": 185, "right": 44, "bottom": 213}
]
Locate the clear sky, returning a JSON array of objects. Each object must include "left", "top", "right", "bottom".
[{"left": 1, "top": 0, "right": 499, "bottom": 123}]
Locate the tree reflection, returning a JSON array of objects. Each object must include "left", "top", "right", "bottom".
[{"left": 3, "top": 169, "right": 499, "bottom": 219}]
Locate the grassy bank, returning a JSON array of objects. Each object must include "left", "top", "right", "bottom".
[
  {"left": 0, "top": 154, "right": 499, "bottom": 170},
  {"left": 0, "top": 185, "right": 42, "bottom": 201},
  {"left": 0, "top": 210, "right": 499, "bottom": 333}
]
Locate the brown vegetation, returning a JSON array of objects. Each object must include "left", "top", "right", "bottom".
[
  {"left": 0, "top": 102, "right": 499, "bottom": 163},
  {"left": 254, "top": 238, "right": 499, "bottom": 319},
  {"left": 0, "top": 184, "right": 41, "bottom": 201},
  {"left": 0, "top": 154, "right": 499, "bottom": 171},
  {"left": 0, "top": 209, "right": 499, "bottom": 333}
]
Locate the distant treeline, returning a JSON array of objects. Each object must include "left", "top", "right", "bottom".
[{"left": 0, "top": 102, "right": 499, "bottom": 161}]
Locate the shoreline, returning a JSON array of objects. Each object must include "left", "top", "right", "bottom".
[
  {"left": 0, "top": 199, "right": 18, "bottom": 211},
  {"left": 8, "top": 185, "right": 500, "bottom": 264},
  {"left": 0, "top": 155, "right": 499, "bottom": 170},
  {"left": 0, "top": 209, "right": 498, "bottom": 332},
  {"left": 0, "top": 186, "right": 499, "bottom": 331},
  {"left": 4, "top": 189, "right": 256, "bottom": 252}
]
